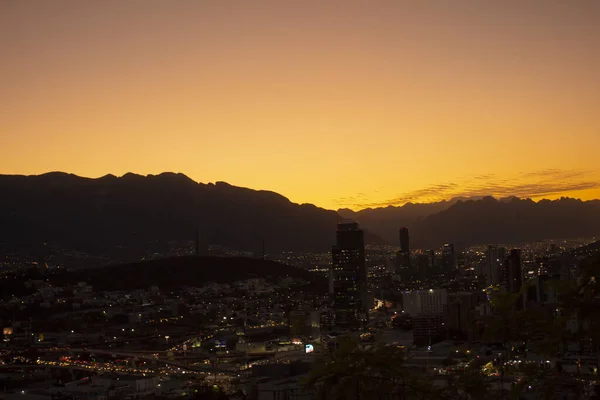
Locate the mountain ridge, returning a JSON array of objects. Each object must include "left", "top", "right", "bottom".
[
  {"left": 340, "top": 195, "right": 600, "bottom": 246},
  {"left": 409, "top": 195, "right": 600, "bottom": 248},
  {"left": 0, "top": 172, "right": 385, "bottom": 257},
  {"left": 1, "top": 172, "right": 599, "bottom": 254}
]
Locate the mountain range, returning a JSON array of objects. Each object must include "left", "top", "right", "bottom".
[
  {"left": 342, "top": 196, "right": 600, "bottom": 248},
  {"left": 0, "top": 172, "right": 599, "bottom": 256},
  {"left": 0, "top": 172, "right": 345, "bottom": 255}
]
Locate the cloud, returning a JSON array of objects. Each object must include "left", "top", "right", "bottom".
[{"left": 337, "top": 169, "right": 600, "bottom": 209}]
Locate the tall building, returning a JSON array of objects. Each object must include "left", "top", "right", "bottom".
[
  {"left": 441, "top": 244, "right": 456, "bottom": 272},
  {"left": 396, "top": 227, "right": 411, "bottom": 274},
  {"left": 503, "top": 249, "right": 523, "bottom": 310},
  {"left": 415, "top": 250, "right": 436, "bottom": 278},
  {"left": 395, "top": 251, "right": 411, "bottom": 275},
  {"left": 413, "top": 314, "right": 444, "bottom": 346},
  {"left": 289, "top": 310, "right": 321, "bottom": 341},
  {"left": 402, "top": 289, "right": 448, "bottom": 316},
  {"left": 455, "top": 242, "right": 466, "bottom": 269},
  {"left": 319, "top": 309, "right": 335, "bottom": 332},
  {"left": 331, "top": 222, "right": 367, "bottom": 327},
  {"left": 416, "top": 254, "right": 430, "bottom": 279},
  {"left": 404, "top": 289, "right": 448, "bottom": 346},
  {"left": 485, "top": 246, "right": 506, "bottom": 287},
  {"left": 506, "top": 249, "right": 523, "bottom": 292},
  {"left": 524, "top": 272, "right": 559, "bottom": 308},
  {"left": 426, "top": 249, "right": 436, "bottom": 270},
  {"left": 399, "top": 227, "right": 409, "bottom": 253},
  {"left": 445, "top": 292, "right": 486, "bottom": 340}
]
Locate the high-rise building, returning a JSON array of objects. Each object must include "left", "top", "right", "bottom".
[
  {"left": 331, "top": 222, "right": 367, "bottom": 327},
  {"left": 402, "top": 289, "right": 448, "bottom": 316},
  {"left": 426, "top": 249, "right": 436, "bottom": 270},
  {"left": 445, "top": 292, "right": 486, "bottom": 340},
  {"left": 441, "top": 244, "right": 456, "bottom": 272},
  {"left": 319, "top": 309, "right": 335, "bottom": 332},
  {"left": 289, "top": 310, "right": 321, "bottom": 341},
  {"left": 413, "top": 314, "right": 444, "bottom": 346},
  {"left": 454, "top": 242, "right": 466, "bottom": 269},
  {"left": 416, "top": 254, "right": 430, "bottom": 279},
  {"left": 399, "top": 227, "right": 409, "bottom": 253},
  {"left": 328, "top": 268, "right": 334, "bottom": 295},
  {"left": 415, "top": 250, "right": 436, "bottom": 278},
  {"left": 502, "top": 249, "right": 523, "bottom": 310},
  {"left": 485, "top": 246, "right": 506, "bottom": 287},
  {"left": 395, "top": 251, "right": 411, "bottom": 275},
  {"left": 396, "top": 227, "right": 411, "bottom": 275},
  {"left": 506, "top": 249, "right": 523, "bottom": 292},
  {"left": 403, "top": 289, "right": 448, "bottom": 346}
]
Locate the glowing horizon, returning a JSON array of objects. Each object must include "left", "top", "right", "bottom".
[
  {"left": 2, "top": 1, "right": 599, "bottom": 211},
  {"left": 5, "top": 169, "right": 598, "bottom": 212}
]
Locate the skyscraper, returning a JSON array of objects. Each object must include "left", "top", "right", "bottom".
[
  {"left": 485, "top": 245, "right": 506, "bottom": 287},
  {"left": 399, "top": 227, "right": 409, "bottom": 253},
  {"left": 503, "top": 249, "right": 523, "bottom": 310},
  {"left": 445, "top": 292, "right": 486, "bottom": 340},
  {"left": 396, "top": 227, "right": 411, "bottom": 275},
  {"left": 403, "top": 289, "right": 448, "bottom": 346},
  {"left": 441, "top": 244, "right": 456, "bottom": 272},
  {"left": 331, "top": 221, "right": 367, "bottom": 327},
  {"left": 403, "top": 289, "right": 448, "bottom": 316},
  {"left": 506, "top": 249, "right": 523, "bottom": 293}
]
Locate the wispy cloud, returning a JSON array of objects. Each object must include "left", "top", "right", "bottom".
[{"left": 336, "top": 169, "right": 600, "bottom": 209}]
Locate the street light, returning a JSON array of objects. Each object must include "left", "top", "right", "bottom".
[{"left": 165, "top": 336, "right": 170, "bottom": 346}]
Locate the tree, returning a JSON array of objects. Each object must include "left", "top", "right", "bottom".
[
  {"left": 482, "top": 285, "right": 558, "bottom": 399},
  {"left": 445, "top": 365, "right": 491, "bottom": 400},
  {"left": 482, "top": 254, "right": 600, "bottom": 399},
  {"left": 304, "top": 335, "right": 439, "bottom": 399}
]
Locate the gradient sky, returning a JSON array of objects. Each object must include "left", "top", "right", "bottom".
[{"left": 1, "top": 0, "right": 599, "bottom": 210}]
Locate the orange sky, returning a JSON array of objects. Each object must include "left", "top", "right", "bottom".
[{"left": 1, "top": 0, "right": 599, "bottom": 210}]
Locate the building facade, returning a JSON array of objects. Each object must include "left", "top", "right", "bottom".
[{"left": 331, "top": 222, "right": 367, "bottom": 327}]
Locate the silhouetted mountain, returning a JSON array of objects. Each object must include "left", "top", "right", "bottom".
[
  {"left": 2, "top": 173, "right": 595, "bottom": 255},
  {"left": 340, "top": 196, "right": 600, "bottom": 247},
  {"left": 338, "top": 197, "right": 472, "bottom": 243},
  {"left": 409, "top": 197, "right": 600, "bottom": 248},
  {"left": 0, "top": 173, "right": 386, "bottom": 256}
]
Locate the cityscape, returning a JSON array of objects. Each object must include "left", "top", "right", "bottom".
[
  {"left": 1, "top": 219, "right": 600, "bottom": 399},
  {"left": 2, "top": 1, "right": 600, "bottom": 399}
]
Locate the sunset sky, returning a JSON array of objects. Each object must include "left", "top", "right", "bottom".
[{"left": 1, "top": 0, "right": 599, "bottom": 210}]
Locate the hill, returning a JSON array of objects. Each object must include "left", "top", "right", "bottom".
[
  {"left": 0, "top": 256, "right": 328, "bottom": 299},
  {"left": 51, "top": 256, "right": 325, "bottom": 292},
  {"left": 0, "top": 172, "right": 385, "bottom": 256}
]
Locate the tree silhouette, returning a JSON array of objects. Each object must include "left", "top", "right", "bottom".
[
  {"left": 444, "top": 365, "right": 492, "bottom": 400},
  {"left": 482, "top": 254, "right": 600, "bottom": 399},
  {"left": 303, "top": 335, "right": 437, "bottom": 399}
]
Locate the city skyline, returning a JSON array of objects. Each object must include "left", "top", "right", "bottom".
[{"left": 2, "top": 0, "right": 600, "bottom": 210}]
